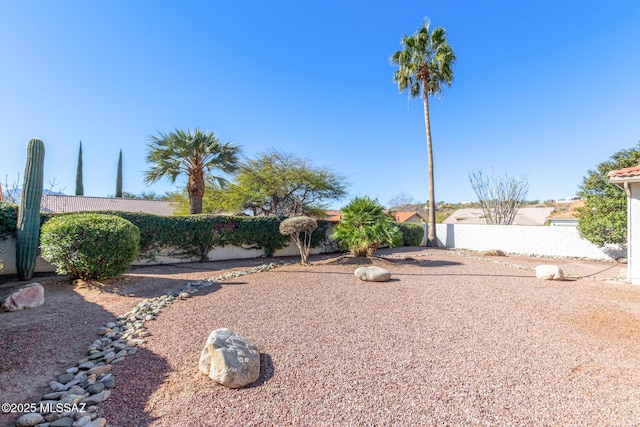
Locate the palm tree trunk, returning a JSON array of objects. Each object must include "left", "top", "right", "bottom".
[
  {"left": 188, "top": 171, "right": 205, "bottom": 215},
  {"left": 422, "top": 80, "right": 438, "bottom": 247}
]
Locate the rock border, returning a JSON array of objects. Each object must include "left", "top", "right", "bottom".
[{"left": 13, "top": 261, "right": 289, "bottom": 427}]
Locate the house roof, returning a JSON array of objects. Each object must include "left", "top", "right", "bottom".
[
  {"left": 442, "top": 207, "right": 554, "bottom": 226},
  {"left": 323, "top": 210, "right": 342, "bottom": 223},
  {"left": 608, "top": 165, "right": 640, "bottom": 179},
  {"left": 547, "top": 200, "right": 585, "bottom": 220},
  {"left": 41, "top": 195, "right": 176, "bottom": 216},
  {"left": 393, "top": 211, "right": 422, "bottom": 223}
]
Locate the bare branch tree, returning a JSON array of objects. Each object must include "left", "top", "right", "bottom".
[
  {"left": 388, "top": 192, "right": 417, "bottom": 208},
  {"left": 3, "top": 174, "right": 21, "bottom": 204},
  {"left": 469, "top": 169, "right": 529, "bottom": 225}
]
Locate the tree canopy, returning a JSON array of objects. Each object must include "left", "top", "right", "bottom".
[
  {"left": 144, "top": 129, "right": 241, "bottom": 214},
  {"left": 578, "top": 143, "right": 640, "bottom": 246},
  {"left": 173, "top": 151, "right": 347, "bottom": 217}
]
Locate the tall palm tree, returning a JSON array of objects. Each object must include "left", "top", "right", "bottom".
[
  {"left": 391, "top": 20, "right": 456, "bottom": 247},
  {"left": 145, "top": 129, "right": 241, "bottom": 214}
]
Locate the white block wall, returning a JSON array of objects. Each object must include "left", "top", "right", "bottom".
[{"left": 427, "top": 223, "right": 624, "bottom": 260}]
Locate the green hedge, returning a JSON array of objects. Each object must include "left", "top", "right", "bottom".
[
  {"left": 1, "top": 207, "right": 335, "bottom": 261},
  {"left": 80, "top": 211, "right": 331, "bottom": 260},
  {"left": 0, "top": 202, "right": 18, "bottom": 240},
  {"left": 397, "top": 222, "right": 425, "bottom": 246}
]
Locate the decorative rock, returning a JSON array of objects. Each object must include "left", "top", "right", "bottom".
[
  {"left": 535, "top": 265, "right": 565, "bottom": 280},
  {"left": 74, "top": 415, "right": 93, "bottom": 426},
  {"left": 198, "top": 328, "right": 260, "bottom": 388},
  {"left": 66, "top": 367, "right": 79, "bottom": 374},
  {"left": 58, "top": 372, "right": 75, "bottom": 384},
  {"left": 87, "top": 364, "right": 111, "bottom": 376},
  {"left": 81, "top": 390, "right": 111, "bottom": 405},
  {"left": 50, "top": 416, "right": 75, "bottom": 427},
  {"left": 102, "top": 377, "right": 116, "bottom": 389},
  {"left": 86, "top": 382, "right": 105, "bottom": 395},
  {"left": 49, "top": 381, "right": 65, "bottom": 392},
  {"left": 15, "top": 412, "right": 45, "bottom": 427},
  {"left": 41, "top": 391, "right": 66, "bottom": 400},
  {"left": 354, "top": 266, "right": 392, "bottom": 282},
  {"left": 78, "top": 361, "right": 95, "bottom": 370},
  {"left": 1, "top": 283, "right": 45, "bottom": 312},
  {"left": 67, "top": 385, "right": 86, "bottom": 395},
  {"left": 83, "top": 418, "right": 107, "bottom": 427}
]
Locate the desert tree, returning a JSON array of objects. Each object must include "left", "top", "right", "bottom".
[
  {"left": 179, "top": 150, "right": 347, "bottom": 216},
  {"left": 388, "top": 192, "right": 417, "bottom": 208},
  {"left": 391, "top": 19, "right": 456, "bottom": 247},
  {"left": 469, "top": 169, "right": 529, "bottom": 225},
  {"left": 144, "top": 129, "right": 241, "bottom": 214},
  {"left": 279, "top": 216, "right": 318, "bottom": 264}
]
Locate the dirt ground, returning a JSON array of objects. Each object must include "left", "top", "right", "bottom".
[{"left": 0, "top": 248, "right": 630, "bottom": 426}]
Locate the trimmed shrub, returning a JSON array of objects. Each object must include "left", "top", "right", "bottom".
[
  {"left": 280, "top": 216, "right": 318, "bottom": 264},
  {"left": 397, "top": 222, "right": 424, "bottom": 246},
  {"left": 331, "top": 196, "right": 402, "bottom": 257},
  {"left": 40, "top": 213, "right": 140, "bottom": 280}
]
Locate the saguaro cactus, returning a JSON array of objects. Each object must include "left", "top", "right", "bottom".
[{"left": 16, "top": 138, "right": 45, "bottom": 280}]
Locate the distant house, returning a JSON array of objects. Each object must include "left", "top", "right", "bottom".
[
  {"left": 324, "top": 210, "right": 343, "bottom": 223},
  {"left": 608, "top": 165, "right": 640, "bottom": 284},
  {"left": 546, "top": 200, "right": 585, "bottom": 227},
  {"left": 442, "top": 207, "right": 555, "bottom": 226},
  {"left": 41, "top": 195, "right": 176, "bottom": 216},
  {"left": 392, "top": 211, "right": 423, "bottom": 224}
]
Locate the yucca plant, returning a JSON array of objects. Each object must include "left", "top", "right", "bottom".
[{"left": 331, "top": 196, "right": 402, "bottom": 257}]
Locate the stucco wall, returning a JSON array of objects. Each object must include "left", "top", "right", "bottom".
[
  {"left": 0, "top": 235, "right": 339, "bottom": 275},
  {"left": 427, "top": 223, "right": 623, "bottom": 260},
  {"left": 627, "top": 184, "right": 640, "bottom": 284}
]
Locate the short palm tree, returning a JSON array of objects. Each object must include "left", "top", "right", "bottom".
[
  {"left": 145, "top": 129, "right": 241, "bottom": 214},
  {"left": 391, "top": 19, "right": 456, "bottom": 247}
]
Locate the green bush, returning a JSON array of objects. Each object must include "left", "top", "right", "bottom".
[
  {"left": 0, "top": 202, "right": 18, "bottom": 240},
  {"left": 40, "top": 213, "right": 140, "bottom": 280},
  {"left": 397, "top": 222, "right": 424, "bottom": 246},
  {"left": 331, "top": 196, "right": 402, "bottom": 257}
]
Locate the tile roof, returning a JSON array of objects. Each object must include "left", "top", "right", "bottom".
[
  {"left": 442, "top": 207, "right": 554, "bottom": 226},
  {"left": 547, "top": 200, "right": 585, "bottom": 219},
  {"left": 393, "top": 211, "right": 422, "bottom": 223},
  {"left": 41, "top": 195, "right": 176, "bottom": 216},
  {"left": 608, "top": 165, "right": 640, "bottom": 179}
]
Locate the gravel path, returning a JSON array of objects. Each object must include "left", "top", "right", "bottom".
[{"left": 100, "top": 251, "right": 640, "bottom": 426}]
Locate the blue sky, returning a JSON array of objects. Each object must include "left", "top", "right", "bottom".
[{"left": 1, "top": 1, "right": 639, "bottom": 209}]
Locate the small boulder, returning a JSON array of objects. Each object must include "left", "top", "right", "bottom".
[
  {"left": 354, "top": 266, "right": 391, "bottom": 282},
  {"left": 536, "top": 265, "right": 565, "bottom": 280},
  {"left": 1, "top": 283, "right": 44, "bottom": 312},
  {"left": 198, "top": 328, "right": 260, "bottom": 388},
  {"left": 15, "top": 412, "right": 44, "bottom": 427}
]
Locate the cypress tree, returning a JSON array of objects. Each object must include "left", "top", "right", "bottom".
[
  {"left": 75, "top": 141, "right": 84, "bottom": 195},
  {"left": 115, "top": 149, "right": 123, "bottom": 198}
]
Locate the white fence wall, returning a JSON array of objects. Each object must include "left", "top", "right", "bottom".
[{"left": 428, "top": 223, "right": 624, "bottom": 260}]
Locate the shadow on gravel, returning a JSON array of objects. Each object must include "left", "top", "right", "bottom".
[
  {"left": 247, "top": 353, "right": 275, "bottom": 388},
  {"left": 100, "top": 347, "right": 169, "bottom": 427}
]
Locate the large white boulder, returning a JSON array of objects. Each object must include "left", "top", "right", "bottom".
[
  {"left": 198, "top": 328, "right": 260, "bottom": 388},
  {"left": 535, "top": 265, "right": 565, "bottom": 281},
  {"left": 354, "top": 266, "right": 391, "bottom": 282}
]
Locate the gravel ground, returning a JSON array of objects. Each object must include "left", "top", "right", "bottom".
[{"left": 99, "top": 250, "right": 640, "bottom": 426}]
